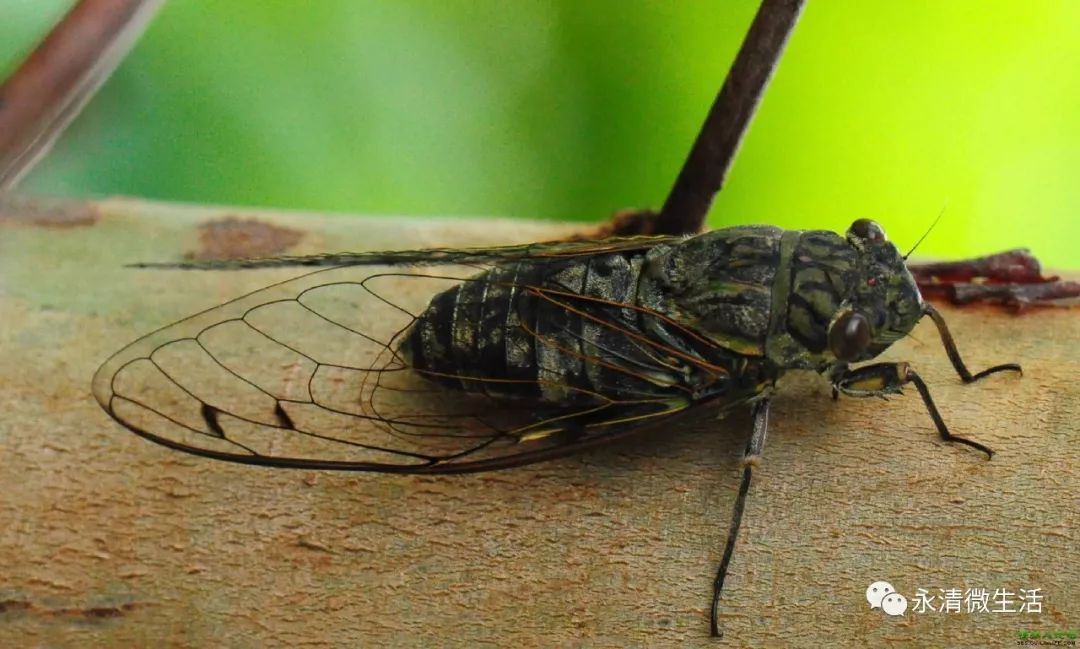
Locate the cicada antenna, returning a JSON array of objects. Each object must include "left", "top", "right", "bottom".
[{"left": 903, "top": 203, "right": 947, "bottom": 261}]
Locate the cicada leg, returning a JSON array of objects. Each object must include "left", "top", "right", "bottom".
[
  {"left": 833, "top": 303, "right": 1021, "bottom": 458},
  {"left": 922, "top": 303, "right": 1022, "bottom": 383},
  {"left": 710, "top": 398, "right": 770, "bottom": 638},
  {"left": 834, "top": 361, "right": 1002, "bottom": 458}
]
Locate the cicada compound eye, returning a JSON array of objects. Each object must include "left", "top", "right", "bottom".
[
  {"left": 849, "top": 219, "right": 887, "bottom": 244},
  {"left": 828, "top": 310, "right": 871, "bottom": 362}
]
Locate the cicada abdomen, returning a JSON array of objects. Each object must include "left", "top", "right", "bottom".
[{"left": 398, "top": 253, "right": 667, "bottom": 404}]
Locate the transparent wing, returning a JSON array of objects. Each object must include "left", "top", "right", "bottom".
[
  {"left": 129, "top": 235, "right": 677, "bottom": 271},
  {"left": 94, "top": 244, "right": 728, "bottom": 474}
]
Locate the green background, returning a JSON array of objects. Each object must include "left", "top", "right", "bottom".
[{"left": 2, "top": 1, "right": 1077, "bottom": 269}]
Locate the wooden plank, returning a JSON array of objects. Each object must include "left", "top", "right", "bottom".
[{"left": 0, "top": 196, "right": 1075, "bottom": 648}]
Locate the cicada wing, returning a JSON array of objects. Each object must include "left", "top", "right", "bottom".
[
  {"left": 131, "top": 234, "right": 679, "bottom": 270},
  {"left": 93, "top": 261, "right": 702, "bottom": 474}
]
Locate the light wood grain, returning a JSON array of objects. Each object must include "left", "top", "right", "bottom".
[{"left": 0, "top": 196, "right": 1076, "bottom": 648}]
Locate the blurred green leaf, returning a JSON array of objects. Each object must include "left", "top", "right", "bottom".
[{"left": 2, "top": 1, "right": 1076, "bottom": 268}]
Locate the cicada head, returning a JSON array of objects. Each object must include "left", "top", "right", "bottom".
[{"left": 826, "top": 219, "right": 924, "bottom": 363}]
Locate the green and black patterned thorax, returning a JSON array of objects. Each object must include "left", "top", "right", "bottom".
[{"left": 401, "top": 221, "right": 924, "bottom": 407}]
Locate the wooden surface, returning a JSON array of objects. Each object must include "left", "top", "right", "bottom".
[{"left": 0, "top": 196, "right": 1077, "bottom": 648}]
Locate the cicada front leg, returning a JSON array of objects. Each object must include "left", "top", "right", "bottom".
[
  {"left": 921, "top": 304, "right": 1022, "bottom": 383},
  {"left": 833, "top": 361, "right": 999, "bottom": 458}
]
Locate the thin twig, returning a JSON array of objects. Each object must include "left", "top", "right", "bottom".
[
  {"left": 926, "top": 280, "right": 1080, "bottom": 311},
  {"left": 909, "top": 249, "right": 1080, "bottom": 310},
  {"left": 656, "top": 0, "right": 805, "bottom": 236},
  {"left": 0, "top": 0, "right": 165, "bottom": 191},
  {"left": 907, "top": 249, "right": 1046, "bottom": 284}
]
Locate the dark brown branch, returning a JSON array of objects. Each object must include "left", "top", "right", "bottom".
[
  {"left": 929, "top": 280, "right": 1080, "bottom": 311},
  {"left": 909, "top": 249, "right": 1080, "bottom": 311},
  {"left": 655, "top": 0, "right": 805, "bottom": 236},
  {"left": 907, "top": 249, "right": 1046, "bottom": 284},
  {"left": 0, "top": 0, "right": 164, "bottom": 191}
]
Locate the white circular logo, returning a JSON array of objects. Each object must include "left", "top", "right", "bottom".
[
  {"left": 866, "top": 580, "right": 895, "bottom": 609},
  {"left": 881, "top": 593, "right": 908, "bottom": 617}
]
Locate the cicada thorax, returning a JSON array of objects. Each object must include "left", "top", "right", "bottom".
[
  {"left": 764, "top": 225, "right": 926, "bottom": 370},
  {"left": 768, "top": 230, "right": 863, "bottom": 368},
  {"left": 626, "top": 224, "right": 865, "bottom": 379}
]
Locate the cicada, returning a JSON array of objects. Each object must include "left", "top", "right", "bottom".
[{"left": 92, "top": 219, "right": 1020, "bottom": 636}]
